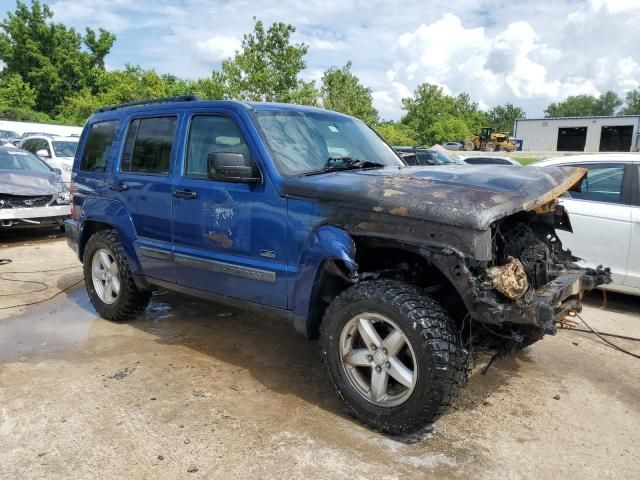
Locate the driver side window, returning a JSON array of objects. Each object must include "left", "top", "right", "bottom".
[{"left": 185, "top": 115, "right": 255, "bottom": 179}]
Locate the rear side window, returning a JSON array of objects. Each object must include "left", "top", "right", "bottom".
[
  {"left": 465, "top": 157, "right": 512, "bottom": 165},
  {"left": 80, "top": 121, "right": 119, "bottom": 172},
  {"left": 565, "top": 163, "right": 625, "bottom": 204},
  {"left": 121, "top": 116, "right": 177, "bottom": 175}
]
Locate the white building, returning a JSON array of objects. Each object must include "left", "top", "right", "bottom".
[{"left": 513, "top": 115, "right": 640, "bottom": 152}]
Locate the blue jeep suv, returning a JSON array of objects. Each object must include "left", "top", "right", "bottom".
[{"left": 66, "top": 96, "right": 608, "bottom": 434}]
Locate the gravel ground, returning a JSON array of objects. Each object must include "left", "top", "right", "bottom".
[{"left": 1, "top": 229, "right": 639, "bottom": 479}]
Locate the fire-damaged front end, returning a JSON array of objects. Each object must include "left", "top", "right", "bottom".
[
  {"left": 466, "top": 204, "right": 610, "bottom": 351},
  {"left": 283, "top": 162, "right": 611, "bottom": 352}
]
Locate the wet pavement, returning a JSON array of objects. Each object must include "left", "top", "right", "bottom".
[{"left": 1, "top": 232, "right": 639, "bottom": 479}]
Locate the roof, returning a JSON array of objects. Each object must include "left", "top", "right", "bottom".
[
  {"left": 515, "top": 114, "right": 640, "bottom": 122},
  {"left": 89, "top": 97, "right": 348, "bottom": 122},
  {"left": 536, "top": 153, "right": 640, "bottom": 166}
]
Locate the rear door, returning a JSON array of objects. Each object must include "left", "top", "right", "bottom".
[
  {"left": 556, "top": 162, "right": 632, "bottom": 287},
  {"left": 171, "top": 110, "right": 288, "bottom": 308},
  {"left": 107, "top": 113, "right": 181, "bottom": 283}
]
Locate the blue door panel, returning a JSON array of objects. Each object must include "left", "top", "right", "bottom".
[{"left": 171, "top": 110, "right": 288, "bottom": 308}]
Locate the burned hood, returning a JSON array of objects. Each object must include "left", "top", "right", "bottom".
[
  {"left": 282, "top": 164, "right": 586, "bottom": 231},
  {"left": 0, "top": 171, "right": 63, "bottom": 196}
]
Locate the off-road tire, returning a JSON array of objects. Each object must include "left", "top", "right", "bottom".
[
  {"left": 484, "top": 141, "right": 496, "bottom": 152},
  {"left": 319, "top": 280, "right": 467, "bottom": 435},
  {"left": 83, "top": 229, "right": 151, "bottom": 321}
]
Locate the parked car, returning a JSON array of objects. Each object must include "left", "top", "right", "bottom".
[
  {"left": 457, "top": 154, "right": 520, "bottom": 166},
  {"left": 0, "top": 129, "right": 19, "bottom": 145},
  {"left": 536, "top": 153, "right": 639, "bottom": 296},
  {"left": 0, "top": 145, "right": 70, "bottom": 229},
  {"left": 442, "top": 141, "right": 465, "bottom": 151},
  {"left": 393, "top": 146, "right": 461, "bottom": 165},
  {"left": 20, "top": 135, "right": 79, "bottom": 184},
  {"left": 65, "top": 96, "right": 607, "bottom": 435}
]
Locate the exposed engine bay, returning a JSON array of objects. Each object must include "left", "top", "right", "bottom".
[{"left": 469, "top": 203, "right": 611, "bottom": 354}]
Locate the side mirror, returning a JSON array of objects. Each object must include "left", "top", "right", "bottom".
[
  {"left": 53, "top": 168, "right": 62, "bottom": 175},
  {"left": 36, "top": 149, "right": 50, "bottom": 158},
  {"left": 207, "top": 153, "right": 260, "bottom": 184}
]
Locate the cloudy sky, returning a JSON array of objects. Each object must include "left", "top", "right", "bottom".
[{"left": 40, "top": 0, "right": 640, "bottom": 120}]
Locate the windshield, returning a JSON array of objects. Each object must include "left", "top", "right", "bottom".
[
  {"left": 52, "top": 140, "right": 78, "bottom": 157},
  {"left": 0, "top": 148, "right": 52, "bottom": 173},
  {"left": 428, "top": 150, "right": 457, "bottom": 165},
  {"left": 253, "top": 111, "right": 404, "bottom": 175}
]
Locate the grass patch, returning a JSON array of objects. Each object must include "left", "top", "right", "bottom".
[{"left": 516, "top": 156, "right": 539, "bottom": 165}]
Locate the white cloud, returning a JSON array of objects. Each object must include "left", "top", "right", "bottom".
[
  {"left": 194, "top": 36, "right": 241, "bottom": 62},
  {"left": 46, "top": 0, "right": 640, "bottom": 119}
]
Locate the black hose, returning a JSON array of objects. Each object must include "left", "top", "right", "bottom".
[{"left": 576, "top": 314, "right": 640, "bottom": 360}]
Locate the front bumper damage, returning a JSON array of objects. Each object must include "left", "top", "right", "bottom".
[
  {"left": 472, "top": 268, "right": 604, "bottom": 335},
  {"left": 0, "top": 204, "right": 69, "bottom": 228}
]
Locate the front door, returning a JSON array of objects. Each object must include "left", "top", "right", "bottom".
[
  {"left": 556, "top": 163, "right": 632, "bottom": 287},
  {"left": 171, "top": 112, "right": 288, "bottom": 308}
]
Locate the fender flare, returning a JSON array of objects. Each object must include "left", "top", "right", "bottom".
[
  {"left": 291, "top": 225, "right": 357, "bottom": 336},
  {"left": 77, "top": 198, "right": 142, "bottom": 274}
]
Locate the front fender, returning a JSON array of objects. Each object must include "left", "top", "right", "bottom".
[{"left": 291, "top": 226, "right": 357, "bottom": 335}]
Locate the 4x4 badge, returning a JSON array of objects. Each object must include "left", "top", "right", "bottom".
[{"left": 260, "top": 249, "right": 276, "bottom": 259}]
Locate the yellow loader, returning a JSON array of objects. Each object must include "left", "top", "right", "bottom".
[{"left": 465, "top": 127, "right": 517, "bottom": 152}]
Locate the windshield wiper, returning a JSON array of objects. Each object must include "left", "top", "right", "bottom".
[{"left": 304, "top": 156, "right": 385, "bottom": 176}]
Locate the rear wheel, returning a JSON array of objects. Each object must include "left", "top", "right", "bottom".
[
  {"left": 464, "top": 141, "right": 475, "bottom": 151},
  {"left": 319, "top": 280, "right": 467, "bottom": 434},
  {"left": 83, "top": 229, "right": 151, "bottom": 321}
]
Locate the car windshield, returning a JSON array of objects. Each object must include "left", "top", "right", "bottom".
[
  {"left": 0, "top": 148, "right": 52, "bottom": 173},
  {"left": 253, "top": 110, "right": 404, "bottom": 175},
  {"left": 428, "top": 150, "right": 457, "bottom": 164},
  {"left": 52, "top": 140, "right": 78, "bottom": 157}
]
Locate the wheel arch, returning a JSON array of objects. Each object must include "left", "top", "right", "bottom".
[
  {"left": 294, "top": 227, "right": 471, "bottom": 339},
  {"left": 77, "top": 198, "right": 142, "bottom": 274}
]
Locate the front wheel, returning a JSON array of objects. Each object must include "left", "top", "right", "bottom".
[{"left": 319, "top": 280, "right": 467, "bottom": 435}]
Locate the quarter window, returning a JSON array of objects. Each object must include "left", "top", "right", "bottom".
[
  {"left": 80, "top": 121, "right": 119, "bottom": 172},
  {"left": 566, "top": 163, "right": 625, "bottom": 204},
  {"left": 185, "top": 115, "right": 255, "bottom": 178},
  {"left": 122, "top": 116, "right": 177, "bottom": 174}
]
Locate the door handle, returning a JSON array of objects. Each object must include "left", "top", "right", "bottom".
[
  {"left": 108, "top": 182, "right": 129, "bottom": 191},
  {"left": 171, "top": 189, "right": 198, "bottom": 199}
]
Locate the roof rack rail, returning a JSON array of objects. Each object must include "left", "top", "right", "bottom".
[{"left": 97, "top": 95, "right": 201, "bottom": 113}]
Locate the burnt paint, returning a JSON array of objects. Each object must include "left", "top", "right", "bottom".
[{"left": 282, "top": 164, "right": 586, "bottom": 231}]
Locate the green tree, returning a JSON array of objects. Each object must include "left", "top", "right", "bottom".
[
  {"left": 0, "top": 73, "right": 36, "bottom": 109},
  {"left": 374, "top": 122, "right": 417, "bottom": 146},
  {"left": 620, "top": 89, "right": 640, "bottom": 115},
  {"left": 544, "top": 90, "right": 622, "bottom": 117},
  {"left": 427, "top": 117, "right": 471, "bottom": 145},
  {"left": 0, "top": 0, "right": 115, "bottom": 113},
  {"left": 83, "top": 27, "right": 116, "bottom": 69},
  {"left": 487, "top": 103, "right": 526, "bottom": 133},
  {"left": 401, "top": 83, "right": 486, "bottom": 145},
  {"left": 321, "top": 61, "right": 378, "bottom": 123},
  {"left": 57, "top": 65, "right": 170, "bottom": 124},
  {"left": 218, "top": 18, "right": 318, "bottom": 104}
]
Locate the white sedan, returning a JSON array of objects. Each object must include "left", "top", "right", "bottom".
[{"left": 536, "top": 153, "right": 640, "bottom": 296}]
